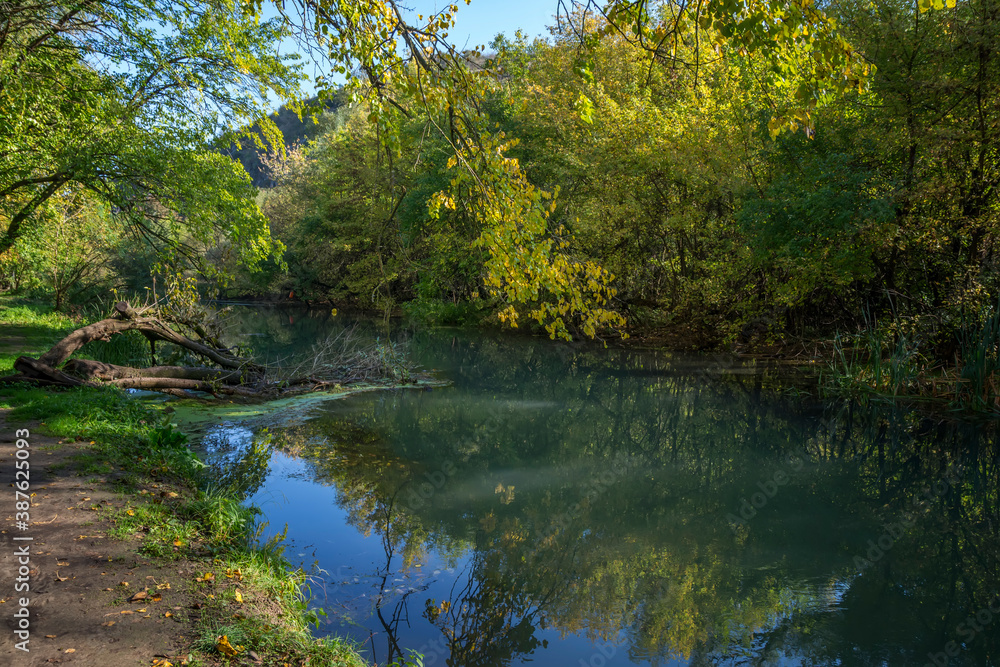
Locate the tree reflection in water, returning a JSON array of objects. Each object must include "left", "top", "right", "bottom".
[{"left": 206, "top": 318, "right": 1000, "bottom": 666}]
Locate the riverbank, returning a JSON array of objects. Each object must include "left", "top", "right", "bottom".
[
  {"left": 0, "top": 301, "right": 368, "bottom": 666},
  {"left": 0, "top": 388, "right": 368, "bottom": 667}
]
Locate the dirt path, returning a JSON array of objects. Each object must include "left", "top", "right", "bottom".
[{"left": 0, "top": 413, "right": 204, "bottom": 667}]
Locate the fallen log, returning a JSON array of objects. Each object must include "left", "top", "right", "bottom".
[
  {"left": 38, "top": 315, "right": 258, "bottom": 372},
  {"left": 14, "top": 356, "right": 96, "bottom": 387},
  {"left": 99, "top": 376, "right": 259, "bottom": 395},
  {"left": 1, "top": 299, "right": 411, "bottom": 399},
  {"left": 63, "top": 359, "right": 253, "bottom": 384}
]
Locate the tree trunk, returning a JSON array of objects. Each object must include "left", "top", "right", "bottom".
[
  {"left": 38, "top": 314, "right": 258, "bottom": 372},
  {"left": 13, "top": 356, "right": 95, "bottom": 387},
  {"left": 63, "top": 359, "right": 251, "bottom": 383}
]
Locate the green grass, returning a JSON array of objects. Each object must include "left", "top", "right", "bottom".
[
  {"left": 825, "top": 328, "right": 923, "bottom": 398},
  {"left": 107, "top": 502, "right": 201, "bottom": 558},
  {"left": 0, "top": 298, "right": 157, "bottom": 374},
  {"left": 0, "top": 385, "right": 163, "bottom": 452},
  {"left": 194, "top": 613, "right": 365, "bottom": 666},
  {"left": 0, "top": 298, "right": 81, "bottom": 373},
  {"left": 0, "top": 379, "right": 368, "bottom": 666}
]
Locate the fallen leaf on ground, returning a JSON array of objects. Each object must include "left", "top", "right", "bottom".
[
  {"left": 103, "top": 621, "right": 116, "bottom": 627},
  {"left": 215, "top": 635, "right": 242, "bottom": 656},
  {"left": 129, "top": 591, "right": 148, "bottom": 602},
  {"left": 45, "top": 635, "right": 56, "bottom": 638},
  {"left": 234, "top": 590, "right": 243, "bottom": 603},
  {"left": 54, "top": 573, "right": 69, "bottom": 582},
  {"left": 64, "top": 649, "right": 75, "bottom": 654}
]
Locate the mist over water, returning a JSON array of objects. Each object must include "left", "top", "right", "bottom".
[{"left": 196, "top": 306, "right": 1000, "bottom": 666}]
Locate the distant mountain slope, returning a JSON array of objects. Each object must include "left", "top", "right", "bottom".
[{"left": 224, "top": 92, "right": 346, "bottom": 187}]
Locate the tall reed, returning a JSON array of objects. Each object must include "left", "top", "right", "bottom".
[{"left": 956, "top": 302, "right": 1000, "bottom": 412}]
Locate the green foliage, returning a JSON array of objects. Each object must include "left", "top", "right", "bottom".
[
  {"left": 0, "top": 301, "right": 78, "bottom": 331},
  {"left": 79, "top": 330, "right": 153, "bottom": 368},
  {"left": 214, "top": 0, "right": 997, "bottom": 380},
  {"left": 390, "top": 650, "right": 426, "bottom": 667},
  {"left": 193, "top": 613, "right": 362, "bottom": 666},
  {"left": 737, "top": 150, "right": 896, "bottom": 309},
  {"left": 249, "top": 107, "right": 410, "bottom": 308},
  {"left": 226, "top": 94, "right": 347, "bottom": 187},
  {"left": 179, "top": 491, "right": 260, "bottom": 547},
  {"left": 957, "top": 301, "right": 1000, "bottom": 412},
  {"left": 827, "top": 328, "right": 924, "bottom": 397},
  {"left": 3, "top": 0, "right": 988, "bottom": 397},
  {"left": 0, "top": 0, "right": 300, "bottom": 294},
  {"left": 5, "top": 385, "right": 155, "bottom": 444},
  {"left": 403, "top": 297, "right": 491, "bottom": 327}
]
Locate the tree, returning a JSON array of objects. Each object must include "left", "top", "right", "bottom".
[
  {"left": 0, "top": 0, "right": 301, "bottom": 270},
  {"left": 239, "top": 0, "right": 875, "bottom": 339},
  {"left": 834, "top": 0, "right": 1000, "bottom": 305},
  {"left": 32, "top": 190, "right": 125, "bottom": 310}
]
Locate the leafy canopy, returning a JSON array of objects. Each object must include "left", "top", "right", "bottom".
[
  {"left": 0, "top": 0, "right": 302, "bottom": 270},
  {"left": 246, "top": 0, "right": 877, "bottom": 338}
]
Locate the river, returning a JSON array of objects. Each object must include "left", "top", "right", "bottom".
[{"left": 187, "top": 305, "right": 1000, "bottom": 666}]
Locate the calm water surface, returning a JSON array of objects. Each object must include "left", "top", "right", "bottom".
[{"left": 194, "top": 306, "right": 1000, "bottom": 666}]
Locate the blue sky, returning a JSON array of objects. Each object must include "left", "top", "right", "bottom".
[
  {"left": 276, "top": 0, "right": 561, "bottom": 103},
  {"left": 405, "top": 0, "right": 559, "bottom": 47}
]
